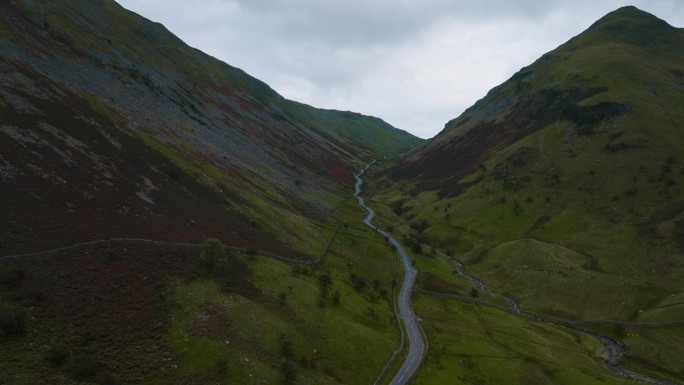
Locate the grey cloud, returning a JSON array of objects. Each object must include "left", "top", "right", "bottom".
[{"left": 116, "top": 0, "right": 684, "bottom": 138}]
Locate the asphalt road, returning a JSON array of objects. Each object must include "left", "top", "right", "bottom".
[{"left": 354, "top": 162, "right": 425, "bottom": 385}]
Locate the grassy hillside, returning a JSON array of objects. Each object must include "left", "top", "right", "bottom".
[
  {"left": 371, "top": 6, "right": 684, "bottom": 384},
  {"left": 0, "top": 200, "right": 403, "bottom": 384}
]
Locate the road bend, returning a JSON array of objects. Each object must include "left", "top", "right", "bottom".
[{"left": 354, "top": 162, "right": 425, "bottom": 385}]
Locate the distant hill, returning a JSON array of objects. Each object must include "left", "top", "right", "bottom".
[{"left": 0, "top": 0, "right": 421, "bottom": 256}]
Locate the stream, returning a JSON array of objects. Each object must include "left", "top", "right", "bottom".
[{"left": 449, "top": 256, "right": 678, "bottom": 385}]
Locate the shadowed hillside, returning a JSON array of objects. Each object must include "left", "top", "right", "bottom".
[{"left": 0, "top": 0, "right": 421, "bottom": 256}]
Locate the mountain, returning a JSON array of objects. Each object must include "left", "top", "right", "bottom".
[
  {"left": 0, "top": 0, "right": 421, "bottom": 257},
  {"left": 393, "top": 6, "right": 683, "bottom": 193},
  {"left": 371, "top": 6, "right": 684, "bottom": 384},
  {"left": 0, "top": 1, "right": 420, "bottom": 384}
]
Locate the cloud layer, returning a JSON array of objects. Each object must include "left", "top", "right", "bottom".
[{"left": 116, "top": 0, "right": 684, "bottom": 138}]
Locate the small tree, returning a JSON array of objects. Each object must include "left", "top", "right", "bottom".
[
  {"left": 332, "top": 290, "right": 341, "bottom": 306},
  {"left": 353, "top": 276, "right": 367, "bottom": 292},
  {"left": 199, "top": 238, "right": 229, "bottom": 273},
  {"left": 318, "top": 273, "right": 332, "bottom": 287},
  {"left": 280, "top": 340, "right": 295, "bottom": 358}
]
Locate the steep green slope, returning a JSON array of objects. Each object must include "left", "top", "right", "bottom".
[
  {"left": 371, "top": 6, "right": 684, "bottom": 384},
  {"left": 280, "top": 101, "right": 421, "bottom": 158}
]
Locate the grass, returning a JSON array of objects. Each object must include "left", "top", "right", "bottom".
[
  {"left": 410, "top": 294, "right": 641, "bottom": 385},
  {"left": 166, "top": 244, "right": 401, "bottom": 384},
  {"left": 0, "top": 216, "right": 403, "bottom": 385},
  {"left": 167, "top": 278, "right": 284, "bottom": 383},
  {"left": 620, "top": 327, "right": 684, "bottom": 382}
]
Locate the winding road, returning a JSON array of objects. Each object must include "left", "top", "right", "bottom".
[{"left": 354, "top": 162, "right": 426, "bottom": 385}]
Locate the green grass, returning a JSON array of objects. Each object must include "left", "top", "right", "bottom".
[
  {"left": 165, "top": 229, "right": 402, "bottom": 385},
  {"left": 620, "top": 327, "right": 684, "bottom": 382},
  {"left": 411, "top": 294, "right": 641, "bottom": 385},
  {"left": 167, "top": 279, "right": 284, "bottom": 383},
  {"left": 466, "top": 239, "right": 661, "bottom": 320}
]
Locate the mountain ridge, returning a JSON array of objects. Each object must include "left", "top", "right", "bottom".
[{"left": 391, "top": 5, "right": 683, "bottom": 194}]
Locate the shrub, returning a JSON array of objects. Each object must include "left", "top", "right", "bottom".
[
  {"left": 318, "top": 273, "right": 332, "bottom": 287},
  {"left": 379, "top": 288, "right": 388, "bottom": 298},
  {"left": 0, "top": 269, "right": 24, "bottom": 289},
  {"left": 64, "top": 353, "right": 100, "bottom": 380},
  {"left": 562, "top": 101, "right": 629, "bottom": 128},
  {"left": 280, "top": 340, "right": 295, "bottom": 358},
  {"left": 45, "top": 344, "right": 70, "bottom": 366},
  {"left": 0, "top": 302, "right": 25, "bottom": 337},
  {"left": 410, "top": 219, "right": 430, "bottom": 233},
  {"left": 332, "top": 290, "right": 341, "bottom": 305},
  {"left": 392, "top": 200, "right": 405, "bottom": 216},
  {"left": 352, "top": 276, "right": 367, "bottom": 292},
  {"left": 213, "top": 357, "right": 228, "bottom": 376},
  {"left": 95, "top": 372, "right": 120, "bottom": 385},
  {"left": 317, "top": 284, "right": 329, "bottom": 307},
  {"left": 291, "top": 265, "right": 310, "bottom": 276},
  {"left": 199, "top": 238, "right": 229, "bottom": 273}
]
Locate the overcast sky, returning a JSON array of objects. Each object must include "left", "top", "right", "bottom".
[{"left": 116, "top": 1, "right": 683, "bottom": 138}]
